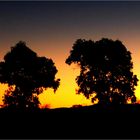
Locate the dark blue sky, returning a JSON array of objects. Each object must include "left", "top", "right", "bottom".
[
  {"left": 0, "top": 1, "right": 140, "bottom": 46},
  {"left": 0, "top": 1, "right": 140, "bottom": 44}
]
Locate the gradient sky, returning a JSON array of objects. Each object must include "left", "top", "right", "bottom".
[{"left": 0, "top": 1, "right": 140, "bottom": 108}]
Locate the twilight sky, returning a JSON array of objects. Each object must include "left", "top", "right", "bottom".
[{"left": 0, "top": 1, "right": 140, "bottom": 108}]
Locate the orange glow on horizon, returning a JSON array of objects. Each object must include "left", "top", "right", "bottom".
[{"left": 0, "top": 39, "right": 140, "bottom": 108}]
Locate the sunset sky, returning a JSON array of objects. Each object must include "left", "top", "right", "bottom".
[{"left": 0, "top": 1, "right": 140, "bottom": 108}]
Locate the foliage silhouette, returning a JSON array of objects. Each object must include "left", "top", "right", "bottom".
[
  {"left": 0, "top": 41, "right": 60, "bottom": 110},
  {"left": 66, "top": 38, "right": 138, "bottom": 105}
]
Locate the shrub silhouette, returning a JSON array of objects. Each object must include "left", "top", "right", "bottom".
[
  {"left": 66, "top": 38, "right": 138, "bottom": 105},
  {"left": 0, "top": 41, "right": 60, "bottom": 110}
]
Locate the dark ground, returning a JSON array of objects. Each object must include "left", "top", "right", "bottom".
[{"left": 0, "top": 104, "right": 140, "bottom": 139}]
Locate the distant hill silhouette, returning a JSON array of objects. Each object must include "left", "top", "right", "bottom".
[
  {"left": 0, "top": 103, "right": 140, "bottom": 113},
  {"left": 0, "top": 104, "right": 140, "bottom": 138}
]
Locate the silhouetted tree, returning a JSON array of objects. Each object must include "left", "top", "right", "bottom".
[
  {"left": 66, "top": 38, "right": 138, "bottom": 105},
  {"left": 0, "top": 41, "right": 60, "bottom": 110}
]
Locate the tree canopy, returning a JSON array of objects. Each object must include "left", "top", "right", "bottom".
[
  {"left": 66, "top": 38, "right": 138, "bottom": 105},
  {"left": 0, "top": 41, "right": 60, "bottom": 110}
]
